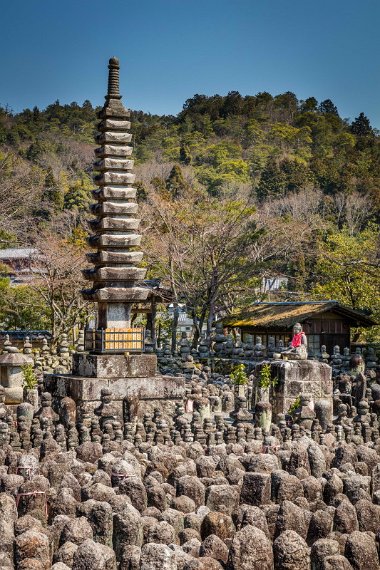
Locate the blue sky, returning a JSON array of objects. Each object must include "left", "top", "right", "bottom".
[{"left": 1, "top": 0, "right": 379, "bottom": 127}]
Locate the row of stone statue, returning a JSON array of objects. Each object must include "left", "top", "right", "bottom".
[
  {"left": 0, "top": 327, "right": 378, "bottom": 380},
  {"left": 1, "top": 356, "right": 380, "bottom": 454}
]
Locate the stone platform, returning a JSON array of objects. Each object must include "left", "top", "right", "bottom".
[
  {"left": 44, "top": 353, "right": 185, "bottom": 422},
  {"left": 255, "top": 359, "right": 333, "bottom": 423}
]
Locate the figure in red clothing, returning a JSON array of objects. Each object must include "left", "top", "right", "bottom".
[{"left": 282, "top": 322, "right": 308, "bottom": 360}]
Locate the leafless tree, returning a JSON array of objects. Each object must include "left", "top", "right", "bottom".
[{"left": 29, "top": 232, "right": 91, "bottom": 343}]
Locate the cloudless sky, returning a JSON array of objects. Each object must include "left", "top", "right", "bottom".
[{"left": 1, "top": 0, "right": 379, "bottom": 127}]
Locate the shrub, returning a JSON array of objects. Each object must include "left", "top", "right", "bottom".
[
  {"left": 21, "top": 364, "right": 38, "bottom": 390},
  {"left": 258, "top": 363, "right": 278, "bottom": 389},
  {"left": 288, "top": 396, "right": 302, "bottom": 417},
  {"left": 230, "top": 363, "right": 248, "bottom": 385}
]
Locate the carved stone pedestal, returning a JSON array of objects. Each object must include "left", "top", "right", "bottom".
[
  {"left": 45, "top": 353, "right": 184, "bottom": 422},
  {"left": 254, "top": 360, "right": 333, "bottom": 423}
]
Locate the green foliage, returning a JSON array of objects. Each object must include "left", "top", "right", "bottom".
[
  {"left": 166, "top": 165, "right": 188, "bottom": 198},
  {"left": 64, "top": 174, "right": 93, "bottom": 210},
  {"left": 351, "top": 113, "right": 373, "bottom": 137},
  {"left": 288, "top": 396, "right": 302, "bottom": 417},
  {"left": 0, "top": 89, "right": 380, "bottom": 347},
  {"left": 0, "top": 283, "right": 50, "bottom": 330},
  {"left": 319, "top": 99, "right": 339, "bottom": 116},
  {"left": 44, "top": 168, "right": 64, "bottom": 210},
  {"left": 230, "top": 363, "right": 248, "bottom": 385},
  {"left": 312, "top": 225, "right": 380, "bottom": 341},
  {"left": 258, "top": 363, "right": 278, "bottom": 389},
  {"left": 21, "top": 364, "right": 38, "bottom": 390}
]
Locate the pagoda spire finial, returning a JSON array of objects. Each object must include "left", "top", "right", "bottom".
[{"left": 106, "top": 57, "right": 121, "bottom": 100}]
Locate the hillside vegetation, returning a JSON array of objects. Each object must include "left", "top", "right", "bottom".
[{"left": 0, "top": 91, "right": 379, "bottom": 341}]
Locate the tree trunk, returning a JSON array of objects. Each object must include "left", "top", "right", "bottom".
[
  {"left": 206, "top": 264, "right": 218, "bottom": 336},
  {"left": 151, "top": 297, "right": 157, "bottom": 350},
  {"left": 192, "top": 310, "right": 200, "bottom": 349},
  {"left": 207, "top": 298, "right": 215, "bottom": 336},
  {"left": 192, "top": 306, "right": 207, "bottom": 349},
  {"left": 171, "top": 302, "right": 179, "bottom": 354}
]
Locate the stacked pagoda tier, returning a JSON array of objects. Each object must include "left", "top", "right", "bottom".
[{"left": 82, "top": 57, "right": 148, "bottom": 341}]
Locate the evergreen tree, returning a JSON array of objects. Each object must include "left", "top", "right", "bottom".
[
  {"left": 256, "top": 162, "right": 286, "bottom": 201},
  {"left": 179, "top": 143, "right": 192, "bottom": 165},
  {"left": 300, "top": 97, "right": 318, "bottom": 113},
  {"left": 319, "top": 99, "right": 339, "bottom": 116},
  {"left": 166, "top": 165, "right": 188, "bottom": 198},
  {"left": 221, "top": 91, "right": 243, "bottom": 118},
  {"left": 44, "top": 168, "right": 64, "bottom": 210},
  {"left": 350, "top": 112, "right": 373, "bottom": 136},
  {"left": 64, "top": 177, "right": 92, "bottom": 210}
]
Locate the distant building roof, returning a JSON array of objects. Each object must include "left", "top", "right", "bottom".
[
  {"left": 0, "top": 248, "right": 38, "bottom": 260},
  {"left": 222, "top": 301, "right": 377, "bottom": 329}
]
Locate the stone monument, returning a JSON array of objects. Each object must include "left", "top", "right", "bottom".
[
  {"left": 82, "top": 56, "right": 148, "bottom": 348},
  {"left": 281, "top": 322, "right": 308, "bottom": 360},
  {"left": 45, "top": 57, "right": 184, "bottom": 421},
  {"left": 254, "top": 321, "right": 333, "bottom": 423}
]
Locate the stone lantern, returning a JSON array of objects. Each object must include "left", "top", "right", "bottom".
[
  {"left": 82, "top": 57, "right": 148, "bottom": 353},
  {"left": 0, "top": 340, "right": 33, "bottom": 404}
]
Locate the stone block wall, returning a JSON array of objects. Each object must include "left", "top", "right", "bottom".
[{"left": 255, "top": 360, "right": 333, "bottom": 418}]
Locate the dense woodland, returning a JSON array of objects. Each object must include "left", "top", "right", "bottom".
[{"left": 0, "top": 91, "right": 379, "bottom": 343}]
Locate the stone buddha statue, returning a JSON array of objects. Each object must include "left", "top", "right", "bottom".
[{"left": 281, "top": 322, "right": 308, "bottom": 360}]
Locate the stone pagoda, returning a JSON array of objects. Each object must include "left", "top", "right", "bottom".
[
  {"left": 45, "top": 58, "right": 184, "bottom": 422},
  {"left": 82, "top": 56, "right": 148, "bottom": 353}
]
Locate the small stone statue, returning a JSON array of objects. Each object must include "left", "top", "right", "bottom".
[{"left": 281, "top": 323, "right": 308, "bottom": 360}]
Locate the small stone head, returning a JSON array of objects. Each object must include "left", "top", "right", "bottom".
[
  {"left": 293, "top": 323, "right": 302, "bottom": 334},
  {"left": 41, "top": 392, "right": 52, "bottom": 407},
  {"left": 349, "top": 354, "right": 364, "bottom": 371}
]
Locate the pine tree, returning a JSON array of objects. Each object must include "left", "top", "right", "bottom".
[
  {"left": 179, "top": 143, "right": 191, "bottom": 165},
  {"left": 319, "top": 99, "right": 339, "bottom": 116},
  {"left": 165, "top": 165, "right": 187, "bottom": 198},
  {"left": 350, "top": 112, "right": 373, "bottom": 136},
  {"left": 44, "top": 168, "right": 64, "bottom": 210}
]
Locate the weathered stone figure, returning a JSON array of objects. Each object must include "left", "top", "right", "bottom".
[{"left": 282, "top": 322, "right": 308, "bottom": 360}]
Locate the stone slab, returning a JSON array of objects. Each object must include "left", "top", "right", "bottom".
[
  {"left": 72, "top": 353, "right": 158, "bottom": 378},
  {"left": 82, "top": 287, "right": 149, "bottom": 302},
  {"left": 45, "top": 372, "right": 184, "bottom": 403}
]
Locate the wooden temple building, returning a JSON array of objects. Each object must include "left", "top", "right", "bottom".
[{"left": 222, "top": 301, "right": 377, "bottom": 356}]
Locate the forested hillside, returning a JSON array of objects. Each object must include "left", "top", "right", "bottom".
[{"left": 0, "top": 91, "right": 379, "bottom": 341}]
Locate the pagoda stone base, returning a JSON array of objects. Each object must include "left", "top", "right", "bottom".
[
  {"left": 72, "top": 353, "right": 158, "bottom": 379},
  {"left": 44, "top": 353, "right": 185, "bottom": 422},
  {"left": 255, "top": 360, "right": 333, "bottom": 423}
]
